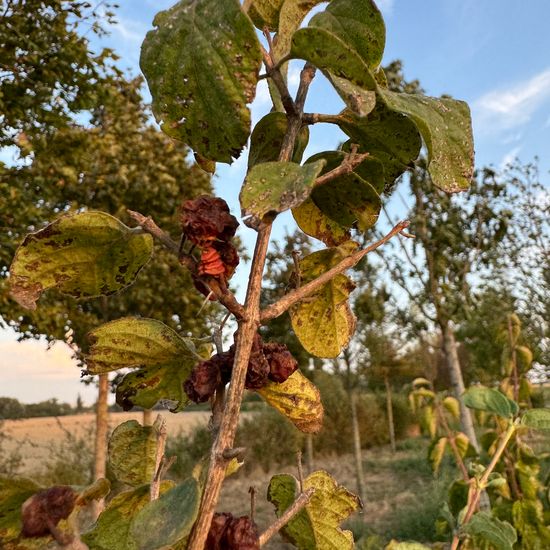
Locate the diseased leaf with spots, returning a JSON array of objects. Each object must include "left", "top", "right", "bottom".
[
  {"left": 338, "top": 103, "right": 422, "bottom": 188},
  {"left": 87, "top": 317, "right": 205, "bottom": 412},
  {"left": 307, "top": 0, "right": 385, "bottom": 70},
  {"left": 140, "top": 0, "right": 262, "bottom": 163},
  {"left": 257, "top": 370, "right": 324, "bottom": 433},
  {"left": 108, "top": 419, "right": 160, "bottom": 487},
  {"left": 9, "top": 211, "right": 152, "bottom": 310},
  {"left": 290, "top": 243, "right": 358, "bottom": 358},
  {"left": 129, "top": 478, "right": 200, "bottom": 550},
  {"left": 292, "top": 198, "right": 351, "bottom": 247},
  {"left": 244, "top": 0, "right": 284, "bottom": 31},
  {"left": 305, "top": 151, "right": 383, "bottom": 231},
  {"left": 240, "top": 160, "right": 326, "bottom": 220},
  {"left": 378, "top": 89, "right": 474, "bottom": 192},
  {"left": 463, "top": 512, "right": 517, "bottom": 550},
  {"left": 267, "top": 470, "right": 360, "bottom": 549},
  {"left": 463, "top": 387, "right": 519, "bottom": 419},
  {"left": 0, "top": 478, "right": 41, "bottom": 545},
  {"left": 248, "top": 112, "right": 309, "bottom": 168},
  {"left": 289, "top": 0, "right": 384, "bottom": 114}
]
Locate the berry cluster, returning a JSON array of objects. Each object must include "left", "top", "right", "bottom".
[
  {"left": 206, "top": 513, "right": 259, "bottom": 550},
  {"left": 21, "top": 486, "right": 76, "bottom": 539},
  {"left": 184, "top": 333, "right": 298, "bottom": 403},
  {"left": 180, "top": 196, "right": 239, "bottom": 295}
]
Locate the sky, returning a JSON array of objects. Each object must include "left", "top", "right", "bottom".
[{"left": 1, "top": 0, "right": 549, "bottom": 405}]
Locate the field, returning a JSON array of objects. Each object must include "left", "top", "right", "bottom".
[{"left": 1, "top": 412, "right": 447, "bottom": 548}]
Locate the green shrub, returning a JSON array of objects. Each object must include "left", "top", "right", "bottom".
[
  {"left": 165, "top": 424, "right": 212, "bottom": 481},
  {"left": 236, "top": 405, "right": 303, "bottom": 473}
]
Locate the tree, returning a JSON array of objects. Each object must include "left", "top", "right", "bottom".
[
  {"left": 0, "top": 0, "right": 116, "bottom": 147},
  {"left": 1, "top": 0, "right": 481, "bottom": 548},
  {"left": 0, "top": 75, "right": 214, "bottom": 489},
  {"left": 379, "top": 166, "right": 513, "bottom": 450}
]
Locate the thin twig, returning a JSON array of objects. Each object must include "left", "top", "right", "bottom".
[
  {"left": 150, "top": 416, "right": 167, "bottom": 501},
  {"left": 261, "top": 45, "right": 296, "bottom": 116},
  {"left": 314, "top": 149, "right": 370, "bottom": 188},
  {"left": 258, "top": 488, "right": 315, "bottom": 547},
  {"left": 297, "top": 451, "right": 304, "bottom": 492},
  {"left": 302, "top": 113, "right": 342, "bottom": 125},
  {"left": 261, "top": 221, "right": 411, "bottom": 322},
  {"left": 127, "top": 209, "right": 246, "bottom": 320},
  {"left": 128, "top": 210, "right": 179, "bottom": 254}
]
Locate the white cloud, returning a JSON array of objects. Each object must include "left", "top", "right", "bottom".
[{"left": 473, "top": 68, "right": 550, "bottom": 134}]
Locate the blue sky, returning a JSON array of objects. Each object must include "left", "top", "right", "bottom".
[{"left": 2, "top": 0, "right": 549, "bottom": 404}]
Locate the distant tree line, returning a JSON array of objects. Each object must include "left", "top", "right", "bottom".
[{"left": 0, "top": 396, "right": 87, "bottom": 419}]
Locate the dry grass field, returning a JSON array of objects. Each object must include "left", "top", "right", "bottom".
[{"left": 1, "top": 411, "right": 211, "bottom": 475}]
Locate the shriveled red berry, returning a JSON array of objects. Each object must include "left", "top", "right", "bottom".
[
  {"left": 211, "top": 350, "right": 234, "bottom": 385},
  {"left": 224, "top": 515, "right": 260, "bottom": 550},
  {"left": 21, "top": 486, "right": 76, "bottom": 538},
  {"left": 184, "top": 360, "right": 221, "bottom": 403},
  {"left": 198, "top": 246, "right": 226, "bottom": 277},
  {"left": 180, "top": 195, "right": 238, "bottom": 245},
  {"left": 206, "top": 512, "right": 233, "bottom": 550},
  {"left": 263, "top": 342, "right": 298, "bottom": 383}
]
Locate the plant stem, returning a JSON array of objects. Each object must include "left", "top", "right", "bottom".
[
  {"left": 261, "top": 221, "right": 411, "bottom": 322},
  {"left": 451, "top": 422, "right": 516, "bottom": 549},
  {"left": 150, "top": 415, "right": 167, "bottom": 501},
  {"left": 258, "top": 487, "right": 315, "bottom": 547},
  {"left": 187, "top": 57, "right": 316, "bottom": 550},
  {"left": 314, "top": 150, "right": 370, "bottom": 188}
]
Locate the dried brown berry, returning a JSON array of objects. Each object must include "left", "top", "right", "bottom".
[
  {"left": 263, "top": 342, "right": 298, "bottom": 383},
  {"left": 184, "top": 359, "right": 221, "bottom": 403},
  {"left": 180, "top": 195, "right": 238, "bottom": 246},
  {"left": 21, "top": 486, "right": 76, "bottom": 539},
  {"left": 224, "top": 515, "right": 260, "bottom": 550},
  {"left": 212, "top": 350, "right": 235, "bottom": 385},
  {"left": 206, "top": 512, "right": 233, "bottom": 550}
]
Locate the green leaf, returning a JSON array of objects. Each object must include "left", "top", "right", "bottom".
[
  {"left": 377, "top": 89, "right": 474, "bottom": 192},
  {"left": 463, "top": 387, "right": 519, "bottom": 419},
  {"left": 0, "top": 478, "right": 41, "bottom": 544},
  {"left": 248, "top": 112, "right": 309, "bottom": 168},
  {"left": 337, "top": 103, "right": 422, "bottom": 188},
  {"left": 76, "top": 478, "right": 111, "bottom": 506},
  {"left": 140, "top": 0, "right": 262, "bottom": 163},
  {"left": 257, "top": 370, "right": 324, "bottom": 433},
  {"left": 325, "top": 74, "right": 376, "bottom": 116},
  {"left": 240, "top": 160, "right": 326, "bottom": 220},
  {"left": 429, "top": 437, "right": 448, "bottom": 474},
  {"left": 82, "top": 483, "right": 170, "bottom": 550},
  {"left": 129, "top": 478, "right": 200, "bottom": 550},
  {"left": 305, "top": 151, "right": 383, "bottom": 231},
  {"left": 290, "top": 243, "right": 357, "bottom": 358},
  {"left": 512, "top": 499, "right": 550, "bottom": 547},
  {"left": 108, "top": 419, "right": 159, "bottom": 487},
  {"left": 87, "top": 317, "right": 204, "bottom": 412},
  {"left": 463, "top": 512, "right": 517, "bottom": 550},
  {"left": 521, "top": 408, "right": 550, "bottom": 430},
  {"left": 290, "top": 27, "right": 377, "bottom": 92},
  {"left": 9, "top": 211, "right": 152, "bottom": 310},
  {"left": 292, "top": 198, "right": 351, "bottom": 247},
  {"left": 87, "top": 317, "right": 198, "bottom": 374},
  {"left": 454, "top": 432, "right": 475, "bottom": 459},
  {"left": 268, "top": 470, "right": 360, "bottom": 549},
  {"left": 244, "top": 0, "right": 285, "bottom": 30},
  {"left": 307, "top": 0, "right": 385, "bottom": 70}
]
